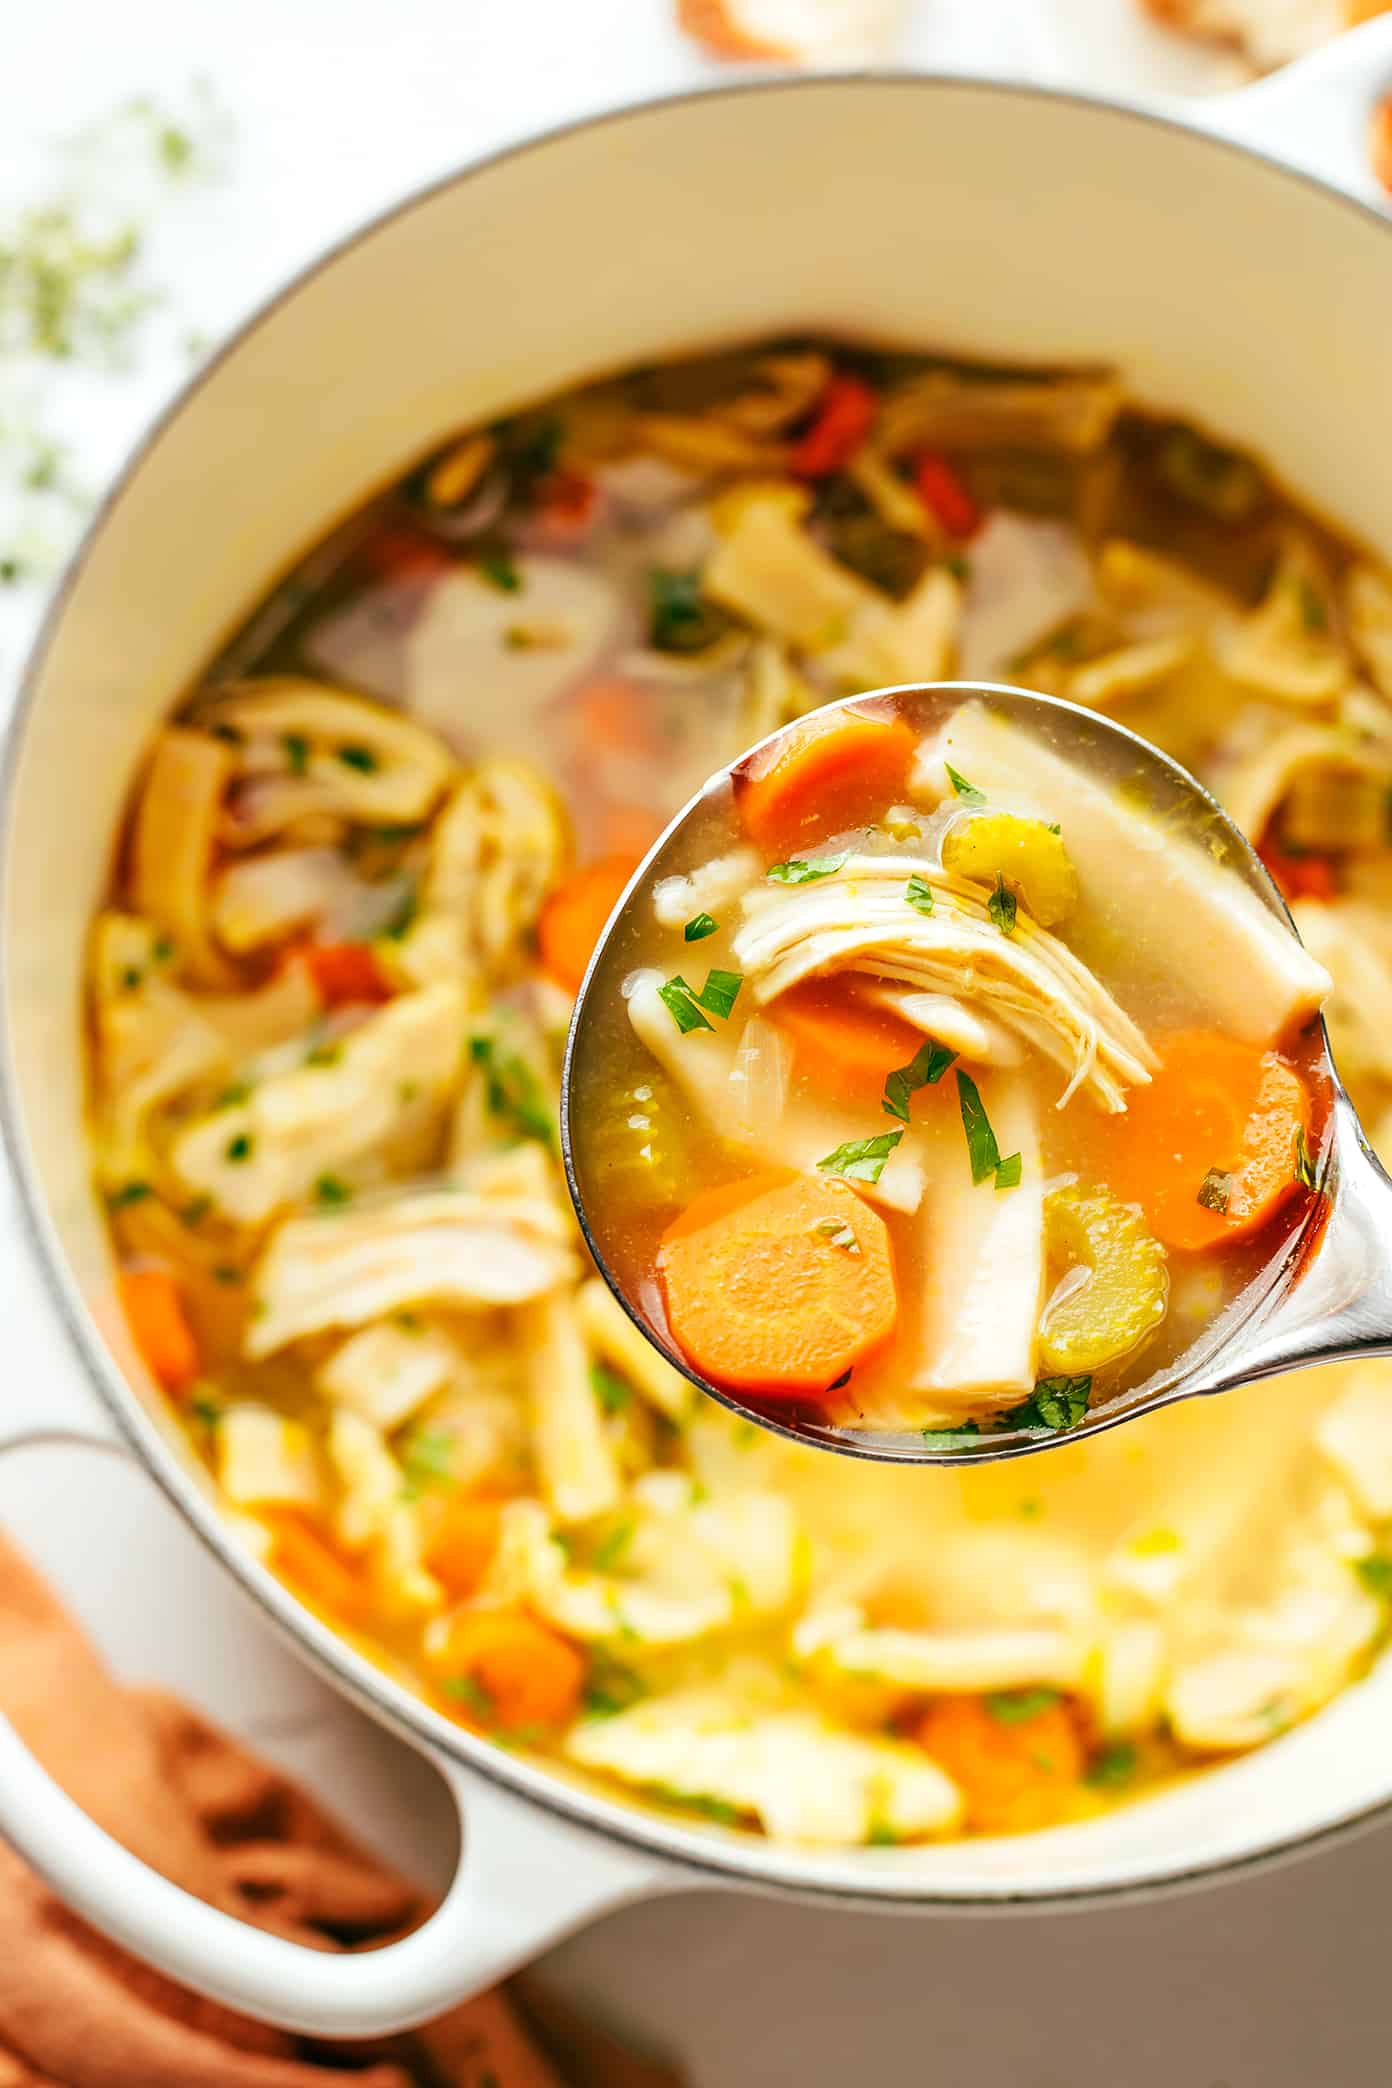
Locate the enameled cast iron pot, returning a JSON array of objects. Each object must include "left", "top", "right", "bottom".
[{"left": 1, "top": 29, "right": 1391, "bottom": 2037}]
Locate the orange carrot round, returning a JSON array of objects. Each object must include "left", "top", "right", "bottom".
[
  {"left": 299, "top": 940, "right": 393, "bottom": 1007},
  {"left": 118, "top": 1266, "right": 200, "bottom": 1396},
  {"left": 1102, "top": 1029, "right": 1313, "bottom": 1254},
  {"left": 267, "top": 1512, "right": 367, "bottom": 1623},
  {"left": 537, "top": 853, "right": 643, "bottom": 993},
  {"left": 736, "top": 710, "right": 917, "bottom": 858},
  {"left": 424, "top": 1498, "right": 504, "bottom": 1599},
  {"left": 430, "top": 1608, "right": 585, "bottom": 1731},
  {"left": 913, "top": 1692, "right": 1086, "bottom": 1834},
  {"left": 772, "top": 979, "right": 928, "bottom": 1104},
  {"left": 658, "top": 1172, "right": 898, "bottom": 1397}
]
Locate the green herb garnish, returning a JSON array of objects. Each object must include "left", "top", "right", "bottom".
[
  {"left": 657, "top": 978, "right": 713, "bottom": 1034},
  {"left": 694, "top": 968, "right": 742, "bottom": 1019},
  {"left": 988, "top": 875, "right": 1018, "bottom": 937},
  {"left": 590, "top": 1363, "right": 631, "bottom": 1415},
  {"left": 905, "top": 873, "right": 935, "bottom": 916},
  {"left": 1196, "top": 1166, "right": 1233, "bottom": 1214},
  {"left": 1086, "top": 1740, "right": 1139, "bottom": 1789},
  {"left": 648, "top": 568, "right": 731, "bottom": 654},
  {"left": 313, "top": 1175, "right": 352, "bottom": 1207},
  {"left": 441, "top": 1672, "right": 495, "bottom": 1717},
  {"left": 214, "top": 1080, "right": 252, "bottom": 1110},
  {"left": 592, "top": 1515, "right": 636, "bottom": 1573},
  {"left": 883, "top": 1036, "right": 956, "bottom": 1123},
  {"left": 1355, "top": 1554, "right": 1392, "bottom": 1601},
  {"left": 985, "top": 1688, "right": 1062, "bottom": 1725},
  {"left": 817, "top": 1129, "right": 904, "bottom": 1186},
  {"left": 224, "top": 1132, "right": 253, "bottom": 1164},
  {"left": 921, "top": 1420, "right": 981, "bottom": 1451},
  {"left": 945, "top": 763, "right": 985, "bottom": 804},
  {"left": 477, "top": 550, "right": 521, "bottom": 593},
  {"left": 582, "top": 1659, "right": 646, "bottom": 1719},
  {"left": 1004, "top": 1375, "right": 1093, "bottom": 1434},
  {"left": 190, "top": 1394, "right": 223, "bottom": 1429},
  {"left": 467, "top": 1034, "right": 556, "bottom": 1146},
  {"left": 766, "top": 852, "right": 848, "bottom": 884},
  {"left": 995, "top": 1150, "right": 1023, "bottom": 1190},
  {"left": 106, "top": 1180, "right": 152, "bottom": 1209},
  {"left": 282, "top": 731, "right": 310, "bottom": 776},
  {"left": 337, "top": 743, "right": 378, "bottom": 773},
  {"left": 683, "top": 912, "right": 718, "bottom": 942},
  {"left": 212, "top": 1264, "right": 243, "bottom": 1286},
  {"left": 956, "top": 1069, "right": 1000, "bottom": 1185},
  {"left": 1293, "top": 1124, "right": 1318, "bottom": 1190},
  {"left": 1295, "top": 575, "right": 1328, "bottom": 633},
  {"left": 813, "top": 1216, "right": 860, "bottom": 1254}
]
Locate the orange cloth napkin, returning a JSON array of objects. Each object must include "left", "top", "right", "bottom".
[{"left": 0, "top": 1533, "right": 679, "bottom": 2088}]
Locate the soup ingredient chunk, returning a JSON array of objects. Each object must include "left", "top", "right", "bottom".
[
  {"left": 737, "top": 709, "right": 917, "bottom": 856},
  {"left": 118, "top": 1266, "right": 200, "bottom": 1396},
  {"left": 430, "top": 1608, "right": 585, "bottom": 1732},
  {"left": 940, "top": 811, "right": 1079, "bottom": 927},
  {"left": 658, "top": 1172, "right": 898, "bottom": 1396},
  {"left": 1038, "top": 1184, "right": 1169, "bottom": 1374},
  {"left": 912, "top": 1690, "right": 1086, "bottom": 1834},
  {"left": 538, "top": 852, "right": 644, "bottom": 992},
  {"left": 1101, "top": 1030, "right": 1314, "bottom": 1253}
]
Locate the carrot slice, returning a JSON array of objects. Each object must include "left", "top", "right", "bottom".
[
  {"left": 736, "top": 710, "right": 917, "bottom": 857},
  {"left": 537, "top": 853, "right": 642, "bottom": 993},
  {"left": 658, "top": 1173, "right": 898, "bottom": 1397},
  {"left": 913, "top": 1692, "right": 1086, "bottom": 1834},
  {"left": 1258, "top": 836, "right": 1337, "bottom": 905},
  {"left": 788, "top": 373, "right": 878, "bottom": 478},
  {"left": 267, "top": 1511, "right": 368, "bottom": 1623},
  {"left": 299, "top": 941, "right": 393, "bottom": 1007},
  {"left": 119, "top": 1267, "right": 200, "bottom": 1396},
  {"left": 430, "top": 1608, "right": 585, "bottom": 1731},
  {"left": 913, "top": 450, "right": 981, "bottom": 540},
  {"left": 423, "top": 1498, "right": 504, "bottom": 1599},
  {"left": 1100, "top": 1029, "right": 1313, "bottom": 1254},
  {"left": 772, "top": 979, "right": 927, "bottom": 1105}
]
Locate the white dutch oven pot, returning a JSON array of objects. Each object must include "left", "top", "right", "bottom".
[{"left": 1, "top": 27, "right": 1391, "bottom": 2040}]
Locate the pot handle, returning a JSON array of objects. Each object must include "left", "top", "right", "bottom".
[
  {"left": 1177, "top": 14, "right": 1392, "bottom": 204},
  {"left": 0, "top": 1226, "right": 673, "bottom": 2037}
]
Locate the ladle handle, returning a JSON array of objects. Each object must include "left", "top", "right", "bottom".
[{"left": 1200, "top": 1087, "right": 1392, "bottom": 1395}]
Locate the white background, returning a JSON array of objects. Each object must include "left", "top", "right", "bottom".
[{"left": 1, "top": 5, "right": 1388, "bottom": 2082}]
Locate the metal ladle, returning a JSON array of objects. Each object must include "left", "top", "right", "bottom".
[{"left": 561, "top": 681, "right": 1392, "bottom": 1466}]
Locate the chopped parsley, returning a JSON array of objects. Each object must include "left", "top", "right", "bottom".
[
  {"left": 337, "top": 744, "right": 378, "bottom": 774},
  {"left": 1355, "top": 1553, "right": 1392, "bottom": 1601},
  {"left": 658, "top": 968, "right": 742, "bottom": 1030},
  {"left": 648, "top": 567, "right": 731, "bottom": 654},
  {"left": 905, "top": 873, "right": 935, "bottom": 916},
  {"left": 646, "top": 1786, "right": 742, "bottom": 1828},
  {"left": 813, "top": 1216, "right": 860, "bottom": 1254},
  {"left": 304, "top": 1039, "right": 342, "bottom": 1069},
  {"left": 1196, "top": 1166, "right": 1233, "bottom": 1214},
  {"left": 657, "top": 977, "right": 713, "bottom": 1034},
  {"left": 1004, "top": 1375, "right": 1093, "bottom": 1434},
  {"left": 282, "top": 731, "right": 310, "bottom": 775},
  {"left": 119, "top": 965, "right": 143, "bottom": 991},
  {"left": 592, "top": 1515, "right": 636, "bottom": 1573},
  {"left": 399, "top": 1426, "right": 455, "bottom": 1501},
  {"left": 984, "top": 1688, "right": 1062, "bottom": 1725},
  {"left": 313, "top": 1175, "right": 352, "bottom": 1207},
  {"left": 1293, "top": 1124, "right": 1318, "bottom": 1190},
  {"left": 693, "top": 968, "right": 742, "bottom": 1019},
  {"left": 582, "top": 1659, "right": 646, "bottom": 1719},
  {"left": 683, "top": 912, "right": 718, "bottom": 943},
  {"left": 766, "top": 852, "right": 848, "bottom": 884},
  {"left": 214, "top": 1080, "right": 252, "bottom": 1110},
  {"left": 190, "top": 1394, "right": 223, "bottom": 1429},
  {"left": 945, "top": 763, "right": 985, "bottom": 804},
  {"left": 817, "top": 1129, "right": 904, "bottom": 1186},
  {"left": 212, "top": 1264, "right": 242, "bottom": 1286},
  {"left": 995, "top": 1150, "right": 1023, "bottom": 1191},
  {"left": 468, "top": 1034, "right": 556, "bottom": 1147},
  {"left": 944, "top": 552, "right": 971, "bottom": 582},
  {"left": 476, "top": 549, "right": 521, "bottom": 593},
  {"left": 224, "top": 1132, "right": 253, "bottom": 1164},
  {"left": 180, "top": 1196, "right": 212, "bottom": 1227},
  {"left": 956, "top": 1069, "right": 1000, "bottom": 1185},
  {"left": 921, "top": 1420, "right": 982, "bottom": 1451},
  {"left": 441, "top": 1672, "right": 495, "bottom": 1717},
  {"left": 988, "top": 875, "right": 1018, "bottom": 937},
  {"left": 1295, "top": 574, "right": 1328, "bottom": 633},
  {"left": 1086, "top": 1740, "right": 1138, "bottom": 1789},
  {"left": 106, "top": 1180, "right": 152, "bottom": 1209},
  {"left": 590, "top": 1362, "right": 631, "bottom": 1415},
  {"left": 883, "top": 1036, "right": 956, "bottom": 1123}
]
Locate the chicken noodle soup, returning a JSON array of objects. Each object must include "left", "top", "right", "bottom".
[
  {"left": 90, "top": 338, "right": 1392, "bottom": 1846},
  {"left": 570, "top": 691, "right": 1333, "bottom": 1440}
]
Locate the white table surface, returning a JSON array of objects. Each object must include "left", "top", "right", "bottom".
[{"left": 2, "top": 6, "right": 1388, "bottom": 2082}]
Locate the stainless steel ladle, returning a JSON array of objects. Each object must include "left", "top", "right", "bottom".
[{"left": 561, "top": 681, "right": 1392, "bottom": 1466}]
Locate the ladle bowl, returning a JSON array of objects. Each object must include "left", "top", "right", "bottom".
[{"left": 561, "top": 680, "right": 1389, "bottom": 1466}]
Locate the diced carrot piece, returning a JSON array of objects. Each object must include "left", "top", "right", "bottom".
[
  {"left": 536, "top": 853, "right": 643, "bottom": 993},
  {"left": 912, "top": 450, "right": 981, "bottom": 539},
  {"left": 788, "top": 374, "right": 878, "bottom": 478},
  {"left": 913, "top": 1692, "right": 1086, "bottom": 1834},
  {"left": 119, "top": 1267, "right": 200, "bottom": 1396},
  {"left": 772, "top": 979, "right": 929, "bottom": 1106},
  {"left": 736, "top": 709, "right": 917, "bottom": 858},
  {"left": 298, "top": 941, "right": 393, "bottom": 1007},
  {"left": 266, "top": 1512, "right": 368, "bottom": 1623},
  {"left": 658, "top": 1173, "right": 898, "bottom": 1397},
  {"left": 424, "top": 1498, "right": 504, "bottom": 1599},
  {"left": 1099, "top": 1029, "right": 1313, "bottom": 1254},
  {"left": 430, "top": 1608, "right": 585, "bottom": 1730},
  {"left": 1258, "top": 837, "right": 1337, "bottom": 905}
]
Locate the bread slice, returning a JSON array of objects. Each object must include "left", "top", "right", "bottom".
[
  {"left": 1141, "top": 0, "right": 1389, "bottom": 73},
  {"left": 677, "top": 0, "right": 910, "bottom": 66}
]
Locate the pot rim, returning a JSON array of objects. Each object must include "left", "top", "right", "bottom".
[{"left": 6, "top": 64, "right": 1392, "bottom": 1910}]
